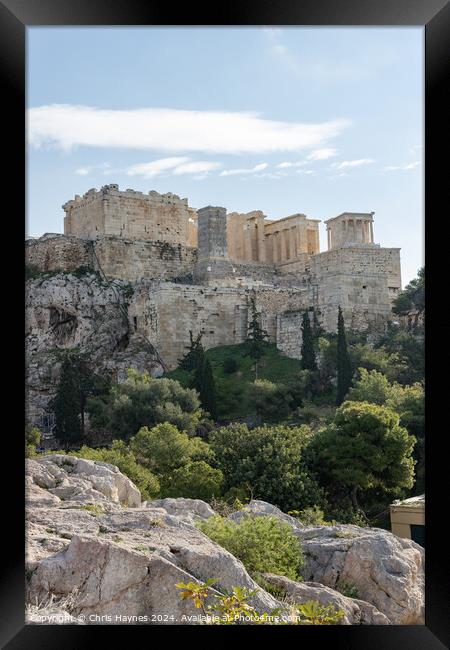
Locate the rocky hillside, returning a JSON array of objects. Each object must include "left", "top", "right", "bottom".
[
  {"left": 25, "top": 272, "right": 164, "bottom": 422},
  {"left": 26, "top": 455, "right": 424, "bottom": 625}
]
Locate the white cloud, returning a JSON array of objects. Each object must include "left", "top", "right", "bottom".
[
  {"left": 385, "top": 161, "right": 421, "bottom": 171},
  {"left": 332, "top": 158, "right": 375, "bottom": 170},
  {"left": 75, "top": 162, "right": 111, "bottom": 176},
  {"left": 220, "top": 162, "right": 269, "bottom": 177},
  {"left": 307, "top": 147, "right": 337, "bottom": 161},
  {"left": 172, "top": 160, "right": 221, "bottom": 175},
  {"left": 297, "top": 169, "right": 316, "bottom": 175},
  {"left": 28, "top": 104, "right": 349, "bottom": 155},
  {"left": 276, "top": 160, "right": 308, "bottom": 169},
  {"left": 127, "top": 157, "right": 190, "bottom": 178}
]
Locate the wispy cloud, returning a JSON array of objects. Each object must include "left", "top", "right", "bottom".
[
  {"left": 332, "top": 158, "right": 375, "bottom": 170},
  {"left": 126, "top": 157, "right": 220, "bottom": 178},
  {"left": 220, "top": 162, "right": 269, "bottom": 177},
  {"left": 75, "top": 162, "right": 111, "bottom": 175},
  {"left": 28, "top": 104, "right": 349, "bottom": 155},
  {"left": 385, "top": 161, "right": 421, "bottom": 171},
  {"left": 307, "top": 147, "right": 337, "bottom": 161}
]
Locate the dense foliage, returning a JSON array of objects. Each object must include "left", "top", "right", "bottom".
[
  {"left": 198, "top": 514, "right": 304, "bottom": 581},
  {"left": 336, "top": 307, "right": 353, "bottom": 405},
  {"left": 209, "top": 423, "right": 324, "bottom": 511},
  {"left": 87, "top": 369, "right": 202, "bottom": 439},
  {"left": 308, "top": 401, "right": 416, "bottom": 515}
]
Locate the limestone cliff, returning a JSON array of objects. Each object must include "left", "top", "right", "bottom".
[{"left": 25, "top": 271, "right": 164, "bottom": 425}]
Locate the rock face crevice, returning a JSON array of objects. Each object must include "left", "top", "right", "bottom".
[{"left": 26, "top": 457, "right": 424, "bottom": 626}]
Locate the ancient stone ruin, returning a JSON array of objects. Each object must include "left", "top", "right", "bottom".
[{"left": 26, "top": 184, "right": 402, "bottom": 427}]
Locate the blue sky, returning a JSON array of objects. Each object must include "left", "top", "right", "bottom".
[{"left": 27, "top": 27, "right": 423, "bottom": 285}]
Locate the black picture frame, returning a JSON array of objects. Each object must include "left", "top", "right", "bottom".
[{"left": 3, "top": 1, "right": 449, "bottom": 647}]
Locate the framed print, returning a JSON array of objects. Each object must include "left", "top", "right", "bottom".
[{"left": 1, "top": 0, "right": 449, "bottom": 646}]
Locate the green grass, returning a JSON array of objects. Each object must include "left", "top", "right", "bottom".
[{"left": 166, "top": 342, "right": 303, "bottom": 420}]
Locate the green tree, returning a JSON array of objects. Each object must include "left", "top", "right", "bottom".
[
  {"left": 51, "top": 353, "right": 83, "bottom": 446},
  {"left": 393, "top": 266, "right": 424, "bottom": 316},
  {"left": 193, "top": 356, "right": 218, "bottom": 420},
  {"left": 209, "top": 423, "right": 324, "bottom": 512},
  {"left": 161, "top": 461, "right": 224, "bottom": 500},
  {"left": 336, "top": 307, "right": 353, "bottom": 405},
  {"left": 308, "top": 401, "right": 416, "bottom": 516},
  {"left": 300, "top": 311, "right": 317, "bottom": 371},
  {"left": 246, "top": 296, "right": 269, "bottom": 379},
  {"left": 130, "top": 423, "right": 194, "bottom": 475},
  {"left": 87, "top": 369, "right": 201, "bottom": 439},
  {"left": 247, "top": 379, "right": 293, "bottom": 423}
]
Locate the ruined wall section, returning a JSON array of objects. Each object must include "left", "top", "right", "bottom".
[
  {"left": 129, "top": 282, "right": 310, "bottom": 368},
  {"left": 26, "top": 235, "right": 94, "bottom": 273},
  {"left": 310, "top": 246, "right": 401, "bottom": 332},
  {"left": 63, "top": 185, "right": 196, "bottom": 245},
  {"left": 26, "top": 234, "right": 197, "bottom": 283},
  {"left": 93, "top": 238, "right": 197, "bottom": 283}
]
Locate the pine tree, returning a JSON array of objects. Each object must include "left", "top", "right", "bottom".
[
  {"left": 336, "top": 306, "right": 353, "bottom": 405},
  {"left": 300, "top": 311, "right": 317, "bottom": 371},
  {"left": 246, "top": 296, "right": 269, "bottom": 378},
  {"left": 193, "top": 356, "right": 218, "bottom": 420}
]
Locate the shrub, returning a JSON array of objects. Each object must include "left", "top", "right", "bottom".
[
  {"left": 161, "top": 461, "right": 224, "bottom": 500},
  {"left": 288, "top": 506, "right": 329, "bottom": 527},
  {"left": 198, "top": 514, "right": 303, "bottom": 581},
  {"left": 247, "top": 380, "right": 293, "bottom": 422}
]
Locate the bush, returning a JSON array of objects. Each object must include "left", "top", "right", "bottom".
[
  {"left": 209, "top": 423, "right": 324, "bottom": 512},
  {"left": 288, "top": 506, "right": 329, "bottom": 526},
  {"left": 198, "top": 514, "right": 303, "bottom": 581},
  {"left": 247, "top": 380, "right": 293, "bottom": 422},
  {"left": 25, "top": 426, "right": 41, "bottom": 457},
  {"left": 161, "top": 461, "right": 224, "bottom": 500}
]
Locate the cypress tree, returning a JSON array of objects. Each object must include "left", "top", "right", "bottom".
[
  {"left": 193, "top": 356, "right": 218, "bottom": 420},
  {"left": 246, "top": 296, "right": 269, "bottom": 379},
  {"left": 51, "top": 354, "right": 83, "bottom": 446},
  {"left": 300, "top": 311, "right": 317, "bottom": 370},
  {"left": 336, "top": 306, "right": 353, "bottom": 405}
]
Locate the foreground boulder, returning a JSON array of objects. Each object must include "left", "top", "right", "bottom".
[
  {"left": 145, "top": 498, "right": 215, "bottom": 525},
  {"left": 26, "top": 455, "right": 141, "bottom": 507},
  {"left": 26, "top": 459, "right": 424, "bottom": 626},
  {"left": 26, "top": 459, "right": 280, "bottom": 624},
  {"left": 229, "top": 500, "right": 425, "bottom": 625},
  {"left": 261, "top": 574, "right": 389, "bottom": 625}
]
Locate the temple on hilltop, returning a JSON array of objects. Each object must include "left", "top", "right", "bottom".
[{"left": 26, "top": 184, "right": 401, "bottom": 369}]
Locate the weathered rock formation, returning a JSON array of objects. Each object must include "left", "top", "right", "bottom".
[
  {"left": 229, "top": 500, "right": 425, "bottom": 625},
  {"left": 26, "top": 458, "right": 424, "bottom": 626},
  {"left": 25, "top": 272, "right": 165, "bottom": 424}
]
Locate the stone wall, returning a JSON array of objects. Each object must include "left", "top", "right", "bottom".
[
  {"left": 26, "top": 235, "right": 93, "bottom": 272},
  {"left": 92, "top": 237, "right": 197, "bottom": 283},
  {"left": 26, "top": 234, "right": 197, "bottom": 283},
  {"left": 311, "top": 246, "right": 401, "bottom": 332},
  {"left": 63, "top": 185, "right": 196, "bottom": 245},
  {"left": 128, "top": 282, "right": 310, "bottom": 368}
]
